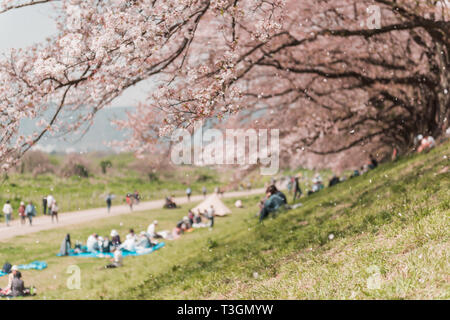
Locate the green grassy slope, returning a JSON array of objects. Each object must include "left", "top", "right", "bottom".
[
  {"left": 0, "top": 142, "right": 448, "bottom": 299},
  {"left": 120, "top": 141, "right": 450, "bottom": 299}
]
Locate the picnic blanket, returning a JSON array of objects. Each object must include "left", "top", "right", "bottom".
[
  {"left": 0, "top": 261, "right": 47, "bottom": 278},
  {"left": 57, "top": 242, "right": 165, "bottom": 258},
  {"left": 18, "top": 261, "right": 48, "bottom": 270}
]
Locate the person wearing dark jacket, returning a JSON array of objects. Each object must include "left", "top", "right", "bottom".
[
  {"left": 259, "top": 187, "right": 286, "bottom": 222},
  {"left": 42, "top": 196, "right": 47, "bottom": 215},
  {"left": 11, "top": 271, "right": 25, "bottom": 297},
  {"left": 329, "top": 175, "right": 340, "bottom": 187},
  {"left": 265, "top": 185, "right": 287, "bottom": 202},
  {"left": 293, "top": 174, "right": 302, "bottom": 203},
  {"left": 369, "top": 154, "right": 378, "bottom": 169},
  {"left": 110, "top": 230, "right": 121, "bottom": 247}
]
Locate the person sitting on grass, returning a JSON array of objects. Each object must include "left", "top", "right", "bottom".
[
  {"left": 0, "top": 270, "right": 32, "bottom": 298},
  {"left": 368, "top": 154, "right": 378, "bottom": 169},
  {"left": 147, "top": 220, "right": 163, "bottom": 239},
  {"left": 267, "top": 185, "right": 287, "bottom": 205},
  {"left": 110, "top": 230, "right": 121, "bottom": 247},
  {"left": 119, "top": 234, "right": 136, "bottom": 252},
  {"left": 182, "top": 216, "right": 192, "bottom": 230},
  {"left": 100, "top": 236, "right": 111, "bottom": 253},
  {"left": 259, "top": 187, "right": 286, "bottom": 223},
  {"left": 350, "top": 169, "right": 360, "bottom": 178},
  {"left": 11, "top": 271, "right": 26, "bottom": 297},
  {"left": 86, "top": 233, "right": 100, "bottom": 252},
  {"left": 417, "top": 134, "right": 436, "bottom": 153},
  {"left": 163, "top": 196, "right": 177, "bottom": 209},
  {"left": 308, "top": 175, "right": 325, "bottom": 195},
  {"left": 0, "top": 265, "right": 18, "bottom": 296},
  {"left": 328, "top": 174, "right": 340, "bottom": 187},
  {"left": 194, "top": 211, "right": 203, "bottom": 224},
  {"left": 175, "top": 217, "right": 190, "bottom": 233},
  {"left": 137, "top": 231, "right": 155, "bottom": 249},
  {"left": 127, "top": 229, "right": 138, "bottom": 243},
  {"left": 105, "top": 247, "right": 123, "bottom": 269},
  {"left": 313, "top": 175, "right": 324, "bottom": 191},
  {"left": 59, "top": 234, "right": 72, "bottom": 256},
  {"left": 188, "top": 210, "right": 195, "bottom": 225},
  {"left": 192, "top": 211, "right": 208, "bottom": 228}
]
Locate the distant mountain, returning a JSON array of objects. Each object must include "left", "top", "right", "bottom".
[{"left": 20, "top": 106, "right": 134, "bottom": 153}]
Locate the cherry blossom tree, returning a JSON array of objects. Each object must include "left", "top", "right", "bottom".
[{"left": 0, "top": 0, "right": 448, "bottom": 171}]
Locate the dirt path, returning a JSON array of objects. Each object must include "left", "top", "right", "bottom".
[{"left": 0, "top": 189, "right": 267, "bottom": 242}]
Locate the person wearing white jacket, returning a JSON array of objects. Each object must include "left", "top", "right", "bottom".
[
  {"left": 47, "top": 195, "right": 55, "bottom": 216},
  {"left": 119, "top": 234, "right": 136, "bottom": 252},
  {"left": 3, "top": 200, "right": 13, "bottom": 227}
]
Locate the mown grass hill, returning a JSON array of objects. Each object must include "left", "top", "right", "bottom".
[{"left": 0, "top": 141, "right": 448, "bottom": 299}]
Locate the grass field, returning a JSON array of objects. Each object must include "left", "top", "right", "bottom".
[{"left": 0, "top": 141, "right": 448, "bottom": 299}]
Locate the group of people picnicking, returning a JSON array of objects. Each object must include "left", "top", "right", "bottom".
[
  {"left": 2, "top": 194, "right": 59, "bottom": 227},
  {"left": 259, "top": 154, "right": 385, "bottom": 222},
  {"left": 58, "top": 201, "right": 217, "bottom": 269},
  {"left": 59, "top": 228, "right": 157, "bottom": 269},
  {"left": 261, "top": 134, "right": 439, "bottom": 222},
  {"left": 0, "top": 264, "right": 34, "bottom": 298}
]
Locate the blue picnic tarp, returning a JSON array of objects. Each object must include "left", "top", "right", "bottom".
[
  {"left": 18, "top": 261, "right": 48, "bottom": 270},
  {"left": 0, "top": 261, "right": 47, "bottom": 277},
  {"left": 57, "top": 242, "right": 165, "bottom": 258}
]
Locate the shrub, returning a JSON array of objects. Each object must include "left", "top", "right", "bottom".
[
  {"left": 60, "top": 154, "right": 91, "bottom": 178},
  {"left": 100, "top": 160, "right": 113, "bottom": 174},
  {"left": 148, "top": 172, "right": 159, "bottom": 182}
]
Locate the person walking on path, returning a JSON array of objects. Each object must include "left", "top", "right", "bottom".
[
  {"left": 106, "top": 193, "right": 113, "bottom": 213},
  {"left": 47, "top": 195, "right": 55, "bottom": 216},
  {"left": 202, "top": 186, "right": 207, "bottom": 198},
  {"left": 42, "top": 196, "right": 48, "bottom": 215},
  {"left": 25, "top": 201, "right": 37, "bottom": 226},
  {"left": 50, "top": 201, "right": 59, "bottom": 223},
  {"left": 186, "top": 187, "right": 192, "bottom": 202},
  {"left": 133, "top": 190, "right": 140, "bottom": 205},
  {"left": 18, "top": 202, "right": 26, "bottom": 225},
  {"left": 126, "top": 194, "right": 133, "bottom": 211},
  {"left": 3, "top": 200, "right": 13, "bottom": 227}
]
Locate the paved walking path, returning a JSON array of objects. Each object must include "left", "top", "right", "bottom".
[{"left": 0, "top": 189, "right": 267, "bottom": 242}]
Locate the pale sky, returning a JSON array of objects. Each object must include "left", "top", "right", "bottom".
[{"left": 0, "top": 2, "right": 151, "bottom": 108}]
